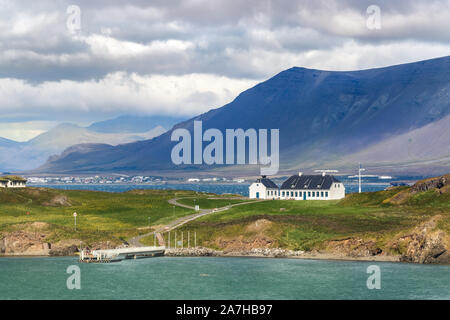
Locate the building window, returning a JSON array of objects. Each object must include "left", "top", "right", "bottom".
[
  {"left": 295, "top": 191, "right": 298, "bottom": 197},
  {"left": 282, "top": 191, "right": 285, "bottom": 196},
  {"left": 299, "top": 192, "right": 302, "bottom": 197},
  {"left": 325, "top": 192, "right": 328, "bottom": 197},
  {"left": 308, "top": 192, "right": 311, "bottom": 197},
  {"left": 321, "top": 191, "right": 324, "bottom": 197}
]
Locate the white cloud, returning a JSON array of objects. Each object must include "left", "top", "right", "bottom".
[
  {"left": 0, "top": 0, "right": 448, "bottom": 135},
  {"left": 0, "top": 72, "right": 258, "bottom": 118},
  {"left": 82, "top": 34, "right": 195, "bottom": 58}
]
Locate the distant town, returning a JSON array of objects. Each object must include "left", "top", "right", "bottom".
[{"left": 22, "top": 175, "right": 248, "bottom": 185}]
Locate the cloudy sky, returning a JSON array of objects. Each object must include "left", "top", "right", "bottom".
[{"left": 0, "top": 0, "right": 449, "bottom": 141}]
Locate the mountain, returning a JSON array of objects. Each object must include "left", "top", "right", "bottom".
[
  {"left": 0, "top": 137, "right": 20, "bottom": 148},
  {"left": 37, "top": 56, "right": 450, "bottom": 175},
  {"left": 334, "top": 114, "right": 450, "bottom": 173},
  {"left": 0, "top": 123, "right": 166, "bottom": 171},
  {"left": 88, "top": 115, "right": 186, "bottom": 133}
]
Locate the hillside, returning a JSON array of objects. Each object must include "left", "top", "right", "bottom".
[
  {"left": 37, "top": 56, "right": 450, "bottom": 175},
  {"left": 175, "top": 174, "right": 450, "bottom": 263},
  {"left": 0, "top": 123, "right": 166, "bottom": 171},
  {"left": 1, "top": 174, "right": 449, "bottom": 263},
  {"left": 88, "top": 115, "right": 186, "bottom": 133}
]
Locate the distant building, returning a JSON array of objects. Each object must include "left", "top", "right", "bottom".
[
  {"left": 249, "top": 175, "right": 279, "bottom": 199},
  {"left": 249, "top": 172, "right": 345, "bottom": 200},
  {"left": 0, "top": 176, "right": 27, "bottom": 188},
  {"left": 279, "top": 172, "right": 345, "bottom": 200}
]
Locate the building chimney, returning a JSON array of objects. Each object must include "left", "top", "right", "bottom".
[{"left": 298, "top": 172, "right": 303, "bottom": 176}]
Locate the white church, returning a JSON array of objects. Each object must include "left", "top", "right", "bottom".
[{"left": 249, "top": 173, "right": 345, "bottom": 200}]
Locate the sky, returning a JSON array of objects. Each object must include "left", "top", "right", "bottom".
[{"left": 0, "top": 0, "right": 449, "bottom": 141}]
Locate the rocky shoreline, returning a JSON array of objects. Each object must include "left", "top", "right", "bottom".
[
  {"left": 165, "top": 247, "right": 306, "bottom": 258},
  {"left": 164, "top": 247, "right": 401, "bottom": 262},
  {"left": 2, "top": 217, "right": 449, "bottom": 264}
]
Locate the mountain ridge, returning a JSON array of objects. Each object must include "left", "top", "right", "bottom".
[{"left": 36, "top": 56, "right": 450, "bottom": 175}]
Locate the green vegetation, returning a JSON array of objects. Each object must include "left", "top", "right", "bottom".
[
  {"left": 177, "top": 186, "right": 450, "bottom": 252},
  {"left": 0, "top": 188, "right": 197, "bottom": 245},
  {"left": 176, "top": 197, "right": 249, "bottom": 209},
  {"left": 1, "top": 176, "right": 449, "bottom": 254}
]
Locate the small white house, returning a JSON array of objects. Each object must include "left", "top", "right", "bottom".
[
  {"left": 0, "top": 176, "right": 27, "bottom": 188},
  {"left": 279, "top": 172, "right": 345, "bottom": 200},
  {"left": 249, "top": 176, "right": 279, "bottom": 199}
]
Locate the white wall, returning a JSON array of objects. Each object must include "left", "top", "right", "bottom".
[
  {"left": 0, "top": 181, "right": 26, "bottom": 188},
  {"left": 328, "top": 182, "right": 345, "bottom": 200},
  {"left": 249, "top": 183, "right": 278, "bottom": 199},
  {"left": 279, "top": 185, "right": 345, "bottom": 200}
]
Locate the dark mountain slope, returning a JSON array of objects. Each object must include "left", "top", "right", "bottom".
[{"left": 37, "top": 56, "right": 450, "bottom": 174}]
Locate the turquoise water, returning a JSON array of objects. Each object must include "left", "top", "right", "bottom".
[{"left": 1, "top": 257, "right": 449, "bottom": 300}]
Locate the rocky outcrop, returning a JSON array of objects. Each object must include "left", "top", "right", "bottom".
[
  {"left": 325, "top": 238, "right": 383, "bottom": 258},
  {"left": 411, "top": 174, "right": 449, "bottom": 193},
  {"left": 42, "top": 194, "right": 71, "bottom": 207},
  {"left": 0, "top": 227, "right": 51, "bottom": 256},
  {"left": 394, "top": 216, "right": 450, "bottom": 264},
  {"left": 49, "top": 240, "right": 80, "bottom": 256},
  {"left": 0, "top": 222, "right": 80, "bottom": 256},
  {"left": 387, "top": 174, "right": 450, "bottom": 204}
]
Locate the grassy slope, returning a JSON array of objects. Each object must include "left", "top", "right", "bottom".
[
  {"left": 177, "top": 186, "right": 450, "bottom": 252},
  {"left": 176, "top": 197, "right": 249, "bottom": 209},
  {"left": 1, "top": 180, "right": 448, "bottom": 252},
  {"left": 0, "top": 188, "right": 196, "bottom": 245}
]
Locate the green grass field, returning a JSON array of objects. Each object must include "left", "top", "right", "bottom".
[
  {"left": 0, "top": 188, "right": 197, "bottom": 245},
  {"left": 176, "top": 186, "right": 450, "bottom": 252},
  {"left": 1, "top": 180, "right": 448, "bottom": 253},
  {"left": 176, "top": 197, "right": 250, "bottom": 209}
]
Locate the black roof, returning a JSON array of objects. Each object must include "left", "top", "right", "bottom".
[
  {"left": 256, "top": 177, "right": 278, "bottom": 189},
  {"left": 280, "top": 175, "right": 341, "bottom": 190}
]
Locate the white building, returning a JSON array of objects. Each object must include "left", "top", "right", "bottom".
[
  {"left": 279, "top": 172, "right": 345, "bottom": 200},
  {"left": 249, "top": 176, "right": 279, "bottom": 199},
  {"left": 0, "top": 176, "right": 27, "bottom": 188}
]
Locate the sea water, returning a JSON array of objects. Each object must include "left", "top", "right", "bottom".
[{"left": 0, "top": 256, "right": 449, "bottom": 300}]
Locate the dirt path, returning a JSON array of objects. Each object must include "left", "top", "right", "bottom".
[{"left": 128, "top": 197, "right": 264, "bottom": 247}]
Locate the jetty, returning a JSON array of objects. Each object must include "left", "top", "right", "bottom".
[{"left": 79, "top": 246, "right": 165, "bottom": 263}]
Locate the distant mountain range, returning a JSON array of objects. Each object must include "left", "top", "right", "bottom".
[
  {"left": 35, "top": 56, "right": 450, "bottom": 176},
  {"left": 88, "top": 115, "right": 186, "bottom": 133},
  {"left": 0, "top": 115, "right": 179, "bottom": 171}
]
